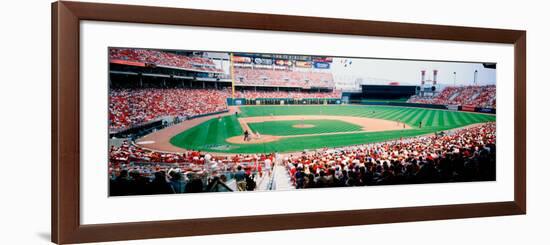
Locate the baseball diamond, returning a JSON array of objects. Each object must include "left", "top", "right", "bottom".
[
  {"left": 248, "top": 119, "right": 363, "bottom": 136},
  {"left": 144, "top": 105, "right": 497, "bottom": 154}
]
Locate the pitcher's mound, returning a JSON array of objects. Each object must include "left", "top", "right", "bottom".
[
  {"left": 292, "top": 124, "right": 315, "bottom": 128},
  {"left": 226, "top": 135, "right": 282, "bottom": 144}
]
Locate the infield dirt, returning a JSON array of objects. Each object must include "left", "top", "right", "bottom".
[{"left": 225, "top": 115, "right": 411, "bottom": 144}]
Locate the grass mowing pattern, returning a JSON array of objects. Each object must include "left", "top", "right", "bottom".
[
  {"left": 248, "top": 119, "right": 363, "bottom": 136},
  {"left": 169, "top": 115, "right": 243, "bottom": 151},
  {"left": 170, "top": 105, "right": 495, "bottom": 153}
]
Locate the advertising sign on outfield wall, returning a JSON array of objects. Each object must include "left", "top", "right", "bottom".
[
  {"left": 476, "top": 107, "right": 496, "bottom": 114},
  {"left": 461, "top": 105, "right": 476, "bottom": 112},
  {"left": 446, "top": 105, "right": 459, "bottom": 111}
]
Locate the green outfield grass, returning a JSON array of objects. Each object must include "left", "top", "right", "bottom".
[
  {"left": 169, "top": 105, "right": 495, "bottom": 154},
  {"left": 248, "top": 119, "right": 363, "bottom": 136}
]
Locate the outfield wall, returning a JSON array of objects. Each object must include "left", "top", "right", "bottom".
[{"left": 227, "top": 97, "right": 496, "bottom": 115}]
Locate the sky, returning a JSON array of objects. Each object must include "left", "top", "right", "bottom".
[{"left": 331, "top": 57, "right": 496, "bottom": 86}]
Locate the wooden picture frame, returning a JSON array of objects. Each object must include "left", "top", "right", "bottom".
[{"left": 51, "top": 1, "right": 526, "bottom": 244}]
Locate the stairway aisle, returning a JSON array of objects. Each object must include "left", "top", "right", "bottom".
[
  {"left": 256, "top": 173, "right": 270, "bottom": 191},
  {"left": 272, "top": 165, "right": 294, "bottom": 191}
]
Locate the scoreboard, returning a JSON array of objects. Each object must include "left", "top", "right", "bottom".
[{"left": 361, "top": 85, "right": 418, "bottom": 99}]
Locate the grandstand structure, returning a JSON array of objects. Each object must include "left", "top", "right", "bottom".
[
  {"left": 107, "top": 48, "right": 497, "bottom": 196},
  {"left": 408, "top": 68, "right": 496, "bottom": 109},
  {"left": 109, "top": 48, "right": 341, "bottom": 135}
]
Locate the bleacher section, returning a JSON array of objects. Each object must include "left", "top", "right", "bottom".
[
  {"left": 109, "top": 48, "right": 224, "bottom": 73},
  {"left": 408, "top": 85, "right": 496, "bottom": 108},
  {"left": 234, "top": 67, "right": 334, "bottom": 88},
  {"left": 109, "top": 88, "right": 230, "bottom": 130}
]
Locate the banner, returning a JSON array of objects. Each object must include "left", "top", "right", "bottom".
[
  {"left": 275, "top": 59, "right": 293, "bottom": 66},
  {"left": 233, "top": 56, "right": 252, "bottom": 63},
  {"left": 461, "top": 105, "right": 476, "bottom": 112},
  {"left": 313, "top": 62, "right": 331, "bottom": 69},
  {"left": 475, "top": 107, "right": 496, "bottom": 114},
  {"left": 253, "top": 57, "right": 273, "bottom": 65},
  {"left": 295, "top": 61, "right": 312, "bottom": 68},
  {"left": 446, "top": 105, "right": 459, "bottom": 111}
]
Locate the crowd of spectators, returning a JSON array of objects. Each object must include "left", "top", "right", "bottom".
[
  {"left": 109, "top": 48, "right": 223, "bottom": 73},
  {"left": 109, "top": 87, "right": 343, "bottom": 130},
  {"left": 234, "top": 67, "right": 335, "bottom": 88},
  {"left": 109, "top": 140, "right": 273, "bottom": 195},
  {"left": 235, "top": 90, "right": 342, "bottom": 99},
  {"left": 109, "top": 88, "right": 230, "bottom": 130},
  {"left": 109, "top": 122, "right": 496, "bottom": 195},
  {"left": 285, "top": 122, "right": 496, "bottom": 188},
  {"left": 408, "top": 85, "right": 496, "bottom": 108}
]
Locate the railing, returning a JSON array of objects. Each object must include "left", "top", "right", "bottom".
[{"left": 267, "top": 166, "right": 277, "bottom": 190}]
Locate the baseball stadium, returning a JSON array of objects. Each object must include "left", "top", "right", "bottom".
[{"left": 108, "top": 48, "right": 497, "bottom": 196}]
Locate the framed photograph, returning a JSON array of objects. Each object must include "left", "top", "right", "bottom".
[{"left": 52, "top": 1, "right": 526, "bottom": 244}]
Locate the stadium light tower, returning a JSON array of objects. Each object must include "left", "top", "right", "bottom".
[
  {"left": 421, "top": 70, "right": 426, "bottom": 97},
  {"left": 453, "top": 72, "right": 457, "bottom": 87}
]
